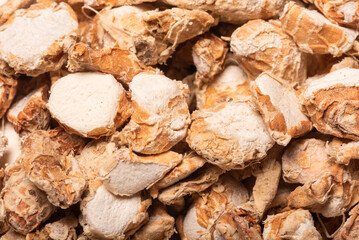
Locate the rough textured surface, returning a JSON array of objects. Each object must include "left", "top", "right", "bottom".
[
  {"left": 85, "top": 0, "right": 156, "bottom": 8},
  {"left": 333, "top": 203, "right": 359, "bottom": 240},
  {"left": 0, "top": 0, "right": 34, "bottom": 26},
  {"left": 187, "top": 102, "right": 274, "bottom": 170},
  {"left": 0, "top": 75, "right": 16, "bottom": 119},
  {"left": 231, "top": 19, "right": 307, "bottom": 87},
  {"left": 326, "top": 137, "right": 359, "bottom": 165}
]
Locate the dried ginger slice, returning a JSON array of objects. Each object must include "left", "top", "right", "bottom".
[
  {"left": 326, "top": 137, "right": 359, "bottom": 165},
  {"left": 230, "top": 19, "right": 307, "bottom": 87},
  {"left": 0, "top": 75, "right": 16, "bottom": 119},
  {"left": 333, "top": 203, "right": 359, "bottom": 240},
  {"left": 21, "top": 128, "right": 86, "bottom": 208},
  {"left": 78, "top": 138, "right": 182, "bottom": 196},
  {"left": 252, "top": 73, "right": 312, "bottom": 146},
  {"left": 0, "top": 0, "right": 34, "bottom": 26},
  {"left": 48, "top": 72, "right": 132, "bottom": 139},
  {"left": 1, "top": 121, "right": 21, "bottom": 167},
  {"left": 85, "top": 0, "right": 156, "bottom": 8},
  {"left": 2, "top": 164, "right": 55, "bottom": 234},
  {"left": 263, "top": 209, "right": 322, "bottom": 240},
  {"left": 280, "top": 2, "right": 358, "bottom": 57},
  {"left": 0, "top": 1, "right": 78, "bottom": 77},
  {"left": 7, "top": 85, "right": 50, "bottom": 134},
  {"left": 300, "top": 68, "right": 359, "bottom": 140},
  {"left": 187, "top": 101, "right": 274, "bottom": 170},
  {"left": 119, "top": 73, "right": 190, "bottom": 155},
  {"left": 179, "top": 174, "right": 249, "bottom": 240},
  {"left": 80, "top": 182, "right": 151, "bottom": 240},
  {"left": 330, "top": 57, "right": 359, "bottom": 72},
  {"left": 160, "top": 0, "right": 286, "bottom": 24}
]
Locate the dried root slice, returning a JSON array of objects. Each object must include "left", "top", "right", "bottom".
[
  {"left": 230, "top": 19, "right": 307, "bottom": 87},
  {"left": 0, "top": 0, "right": 34, "bottom": 26},
  {"left": 78, "top": 138, "right": 182, "bottom": 196},
  {"left": 48, "top": 72, "right": 132, "bottom": 139},
  {"left": 0, "top": 229, "right": 25, "bottom": 240},
  {"left": 7, "top": 85, "right": 50, "bottom": 134},
  {"left": 67, "top": 43, "right": 152, "bottom": 84},
  {"left": 333, "top": 204, "right": 359, "bottom": 240},
  {"left": 131, "top": 202, "right": 175, "bottom": 240},
  {"left": 21, "top": 128, "right": 86, "bottom": 208},
  {"left": 300, "top": 68, "right": 359, "bottom": 140},
  {"left": 26, "top": 215, "right": 78, "bottom": 240},
  {"left": 326, "top": 138, "right": 359, "bottom": 165},
  {"left": 187, "top": 102, "right": 274, "bottom": 170},
  {"left": 0, "top": 75, "right": 16, "bottom": 119},
  {"left": 252, "top": 73, "right": 312, "bottom": 146},
  {"left": 213, "top": 204, "right": 262, "bottom": 240},
  {"left": 80, "top": 183, "right": 151, "bottom": 240},
  {"left": 330, "top": 57, "right": 359, "bottom": 72},
  {"left": 192, "top": 33, "right": 228, "bottom": 87},
  {"left": 85, "top": 0, "right": 156, "bottom": 8},
  {"left": 263, "top": 209, "right": 322, "bottom": 240},
  {"left": 119, "top": 73, "right": 190, "bottom": 154},
  {"left": 2, "top": 165, "right": 55, "bottom": 234},
  {"left": 1, "top": 121, "right": 21, "bottom": 166},
  {"left": 157, "top": 164, "right": 225, "bottom": 205},
  {"left": 0, "top": 1, "right": 78, "bottom": 76},
  {"left": 180, "top": 174, "right": 249, "bottom": 240},
  {"left": 160, "top": 0, "right": 286, "bottom": 24},
  {"left": 280, "top": 2, "right": 358, "bottom": 56},
  {"left": 195, "top": 60, "right": 251, "bottom": 109}
]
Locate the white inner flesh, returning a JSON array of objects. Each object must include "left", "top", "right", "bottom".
[
  {"left": 183, "top": 204, "right": 208, "bottom": 240},
  {"left": 0, "top": 0, "right": 7, "bottom": 7},
  {"left": 340, "top": 1, "right": 358, "bottom": 23},
  {"left": 8, "top": 88, "right": 37, "bottom": 118},
  {"left": 0, "top": 121, "right": 21, "bottom": 167},
  {"left": 213, "top": 65, "right": 248, "bottom": 90},
  {"left": 48, "top": 72, "right": 123, "bottom": 135}
]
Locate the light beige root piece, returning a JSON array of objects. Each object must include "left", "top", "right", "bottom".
[
  {"left": 0, "top": 0, "right": 34, "bottom": 26},
  {"left": 187, "top": 101, "right": 274, "bottom": 170},
  {"left": 119, "top": 73, "right": 190, "bottom": 155},
  {"left": 80, "top": 182, "right": 151, "bottom": 240},
  {"left": 300, "top": 68, "right": 359, "bottom": 140},
  {"left": 252, "top": 73, "right": 312, "bottom": 146},
  {"left": 78, "top": 138, "right": 182, "bottom": 196},
  {"left": 157, "top": 164, "right": 225, "bottom": 205},
  {"left": 195, "top": 59, "right": 252, "bottom": 109},
  {"left": 67, "top": 43, "right": 153, "bottom": 84},
  {"left": 263, "top": 209, "right": 322, "bottom": 240},
  {"left": 0, "top": 1, "right": 78, "bottom": 76},
  {"left": 333, "top": 203, "right": 359, "bottom": 240},
  {"left": 48, "top": 72, "right": 132, "bottom": 139},
  {"left": 21, "top": 128, "right": 86, "bottom": 208},
  {"left": 2, "top": 164, "right": 55, "bottom": 234},
  {"left": 0, "top": 121, "right": 22, "bottom": 167},
  {"left": 160, "top": 0, "right": 287, "bottom": 24},
  {"left": 213, "top": 203, "right": 263, "bottom": 240},
  {"left": 330, "top": 57, "right": 359, "bottom": 72},
  {"left": 85, "top": 0, "right": 156, "bottom": 8},
  {"left": 0, "top": 229, "right": 25, "bottom": 240},
  {"left": 26, "top": 215, "right": 78, "bottom": 240},
  {"left": 280, "top": 2, "right": 358, "bottom": 57},
  {"left": 7, "top": 85, "right": 50, "bottom": 134},
  {"left": 91, "top": 6, "right": 214, "bottom": 66},
  {"left": 131, "top": 202, "right": 175, "bottom": 240},
  {"left": 0, "top": 75, "right": 16, "bottom": 119},
  {"left": 326, "top": 137, "right": 359, "bottom": 165},
  {"left": 180, "top": 174, "right": 249, "bottom": 240},
  {"left": 230, "top": 19, "right": 307, "bottom": 87},
  {"left": 192, "top": 33, "right": 228, "bottom": 87}
]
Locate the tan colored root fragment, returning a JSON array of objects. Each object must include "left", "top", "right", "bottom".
[
  {"left": 326, "top": 138, "right": 359, "bottom": 165},
  {"left": 280, "top": 2, "right": 358, "bottom": 56},
  {"left": 67, "top": 43, "right": 153, "bottom": 84},
  {"left": 0, "top": 0, "right": 34, "bottom": 26},
  {"left": 0, "top": 229, "right": 25, "bottom": 240},
  {"left": 7, "top": 85, "right": 50, "bottom": 134},
  {"left": 2, "top": 164, "right": 55, "bottom": 234},
  {"left": 230, "top": 19, "right": 307, "bottom": 87},
  {"left": 157, "top": 164, "right": 225, "bottom": 205},
  {"left": 21, "top": 128, "right": 86, "bottom": 208},
  {"left": 0, "top": 75, "right": 16, "bottom": 119},
  {"left": 333, "top": 204, "right": 359, "bottom": 239},
  {"left": 85, "top": 0, "right": 156, "bottom": 8},
  {"left": 192, "top": 33, "right": 228, "bottom": 87},
  {"left": 330, "top": 57, "right": 359, "bottom": 72}
]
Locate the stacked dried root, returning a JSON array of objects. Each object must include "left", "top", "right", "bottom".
[{"left": 1, "top": 0, "right": 359, "bottom": 239}]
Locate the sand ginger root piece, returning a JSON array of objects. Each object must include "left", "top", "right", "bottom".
[
  {"left": 280, "top": 2, "right": 358, "bottom": 57},
  {"left": 192, "top": 33, "right": 228, "bottom": 87},
  {"left": 80, "top": 183, "right": 151, "bottom": 240},
  {"left": 119, "top": 73, "right": 190, "bottom": 155},
  {"left": 2, "top": 164, "right": 55, "bottom": 234},
  {"left": 0, "top": 121, "right": 21, "bottom": 167},
  {"left": 0, "top": 229, "right": 25, "bottom": 240},
  {"left": 187, "top": 102, "right": 274, "bottom": 170},
  {"left": 85, "top": 0, "right": 156, "bottom": 8},
  {"left": 78, "top": 138, "right": 182, "bottom": 196},
  {"left": 326, "top": 138, "right": 359, "bottom": 165},
  {"left": 160, "top": 0, "right": 286, "bottom": 24},
  {"left": 7, "top": 85, "right": 50, "bottom": 134},
  {"left": 21, "top": 128, "right": 86, "bottom": 208},
  {"left": 157, "top": 164, "right": 224, "bottom": 205},
  {"left": 0, "top": 75, "right": 16, "bottom": 119},
  {"left": 333, "top": 204, "right": 359, "bottom": 240},
  {"left": 0, "top": 0, "right": 34, "bottom": 26},
  {"left": 230, "top": 19, "right": 307, "bottom": 87},
  {"left": 300, "top": 68, "right": 359, "bottom": 140},
  {"left": 180, "top": 174, "right": 249, "bottom": 240},
  {"left": 252, "top": 73, "right": 312, "bottom": 146},
  {"left": 131, "top": 202, "right": 175, "bottom": 240},
  {"left": 48, "top": 72, "right": 132, "bottom": 139},
  {"left": 263, "top": 209, "right": 322, "bottom": 240},
  {"left": 26, "top": 215, "right": 78, "bottom": 240},
  {"left": 195, "top": 60, "right": 251, "bottom": 109},
  {"left": 67, "top": 43, "right": 153, "bottom": 84},
  {"left": 330, "top": 57, "right": 359, "bottom": 72},
  {"left": 0, "top": 1, "right": 78, "bottom": 77}
]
